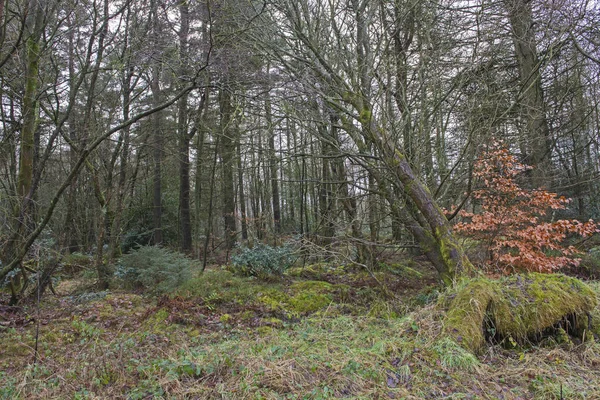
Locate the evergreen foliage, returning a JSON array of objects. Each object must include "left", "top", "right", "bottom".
[
  {"left": 230, "top": 243, "right": 295, "bottom": 278},
  {"left": 114, "top": 246, "right": 193, "bottom": 294}
]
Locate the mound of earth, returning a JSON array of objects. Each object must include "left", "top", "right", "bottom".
[{"left": 443, "top": 273, "right": 597, "bottom": 353}]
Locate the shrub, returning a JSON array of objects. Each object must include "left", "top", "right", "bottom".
[
  {"left": 452, "top": 141, "right": 597, "bottom": 273},
  {"left": 114, "top": 246, "right": 193, "bottom": 294},
  {"left": 230, "top": 242, "right": 295, "bottom": 278}
]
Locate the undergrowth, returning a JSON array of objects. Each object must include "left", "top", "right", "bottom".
[
  {"left": 1, "top": 262, "right": 600, "bottom": 399},
  {"left": 114, "top": 246, "right": 193, "bottom": 294}
]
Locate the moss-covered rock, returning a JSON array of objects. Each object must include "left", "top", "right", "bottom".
[{"left": 443, "top": 273, "right": 597, "bottom": 353}]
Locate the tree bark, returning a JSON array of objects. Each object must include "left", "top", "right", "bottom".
[
  {"left": 505, "top": 0, "right": 553, "bottom": 187},
  {"left": 178, "top": 0, "right": 192, "bottom": 252},
  {"left": 237, "top": 138, "right": 248, "bottom": 240},
  {"left": 151, "top": 0, "right": 163, "bottom": 245},
  {"left": 265, "top": 89, "right": 281, "bottom": 235},
  {"left": 219, "top": 87, "right": 237, "bottom": 249}
]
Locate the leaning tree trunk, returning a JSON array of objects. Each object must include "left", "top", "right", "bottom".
[{"left": 369, "top": 114, "right": 471, "bottom": 284}]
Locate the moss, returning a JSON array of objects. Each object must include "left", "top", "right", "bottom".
[
  {"left": 220, "top": 314, "right": 233, "bottom": 324},
  {"left": 240, "top": 310, "right": 255, "bottom": 321},
  {"left": 289, "top": 291, "right": 332, "bottom": 313},
  {"left": 591, "top": 308, "right": 600, "bottom": 337},
  {"left": 143, "top": 308, "right": 171, "bottom": 333},
  {"left": 258, "top": 289, "right": 291, "bottom": 312},
  {"left": 258, "top": 281, "right": 338, "bottom": 315},
  {"left": 444, "top": 273, "right": 597, "bottom": 353},
  {"left": 358, "top": 108, "right": 372, "bottom": 124},
  {"left": 435, "top": 226, "right": 473, "bottom": 285},
  {"left": 286, "top": 263, "right": 346, "bottom": 280},
  {"left": 98, "top": 303, "right": 115, "bottom": 320},
  {"left": 256, "top": 326, "right": 274, "bottom": 336},
  {"left": 290, "top": 280, "right": 334, "bottom": 293},
  {"left": 443, "top": 278, "right": 497, "bottom": 352},
  {"left": 432, "top": 337, "right": 480, "bottom": 372}
]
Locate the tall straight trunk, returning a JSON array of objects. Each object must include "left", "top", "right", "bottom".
[
  {"left": 16, "top": 3, "right": 43, "bottom": 203},
  {"left": 219, "top": 87, "right": 237, "bottom": 249},
  {"left": 237, "top": 139, "right": 248, "bottom": 240},
  {"left": 257, "top": 128, "right": 268, "bottom": 238},
  {"left": 287, "top": 120, "right": 297, "bottom": 230},
  {"left": 250, "top": 134, "right": 262, "bottom": 239},
  {"left": 505, "top": 0, "right": 552, "bottom": 187},
  {"left": 178, "top": 0, "right": 192, "bottom": 252},
  {"left": 87, "top": 0, "right": 113, "bottom": 288},
  {"left": 328, "top": 118, "right": 372, "bottom": 267},
  {"left": 150, "top": 0, "right": 163, "bottom": 245},
  {"left": 368, "top": 171, "right": 379, "bottom": 243},
  {"left": 3, "top": 0, "right": 44, "bottom": 270},
  {"left": 392, "top": 0, "right": 416, "bottom": 166},
  {"left": 265, "top": 90, "right": 281, "bottom": 235},
  {"left": 318, "top": 122, "right": 335, "bottom": 245},
  {"left": 195, "top": 129, "right": 206, "bottom": 255},
  {"left": 108, "top": 67, "right": 133, "bottom": 261},
  {"left": 299, "top": 156, "right": 306, "bottom": 235},
  {"left": 201, "top": 136, "right": 220, "bottom": 272},
  {"left": 63, "top": 16, "right": 79, "bottom": 253}
]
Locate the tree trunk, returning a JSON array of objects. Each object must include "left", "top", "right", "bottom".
[
  {"left": 505, "top": 0, "right": 553, "bottom": 187},
  {"left": 237, "top": 138, "right": 248, "bottom": 240},
  {"left": 108, "top": 68, "right": 133, "bottom": 261},
  {"left": 150, "top": 0, "right": 163, "bottom": 245},
  {"left": 265, "top": 89, "right": 281, "bottom": 235},
  {"left": 2, "top": 0, "right": 44, "bottom": 283},
  {"left": 178, "top": 0, "right": 192, "bottom": 252},
  {"left": 219, "top": 87, "right": 237, "bottom": 249}
]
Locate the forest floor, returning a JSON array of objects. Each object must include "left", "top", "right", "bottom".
[{"left": 1, "top": 258, "right": 600, "bottom": 399}]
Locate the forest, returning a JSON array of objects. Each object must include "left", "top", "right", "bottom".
[{"left": 2, "top": 0, "right": 600, "bottom": 398}]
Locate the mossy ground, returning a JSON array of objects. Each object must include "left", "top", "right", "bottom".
[
  {"left": 443, "top": 273, "right": 598, "bottom": 353},
  {"left": 2, "top": 261, "right": 600, "bottom": 399}
]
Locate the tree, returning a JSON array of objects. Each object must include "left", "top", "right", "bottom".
[
  {"left": 177, "top": 0, "right": 193, "bottom": 252},
  {"left": 254, "top": 0, "right": 473, "bottom": 283},
  {"left": 453, "top": 141, "right": 597, "bottom": 273},
  {"left": 504, "top": 0, "right": 553, "bottom": 187}
]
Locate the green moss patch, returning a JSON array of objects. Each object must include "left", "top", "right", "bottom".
[
  {"left": 444, "top": 273, "right": 597, "bottom": 353},
  {"left": 286, "top": 263, "right": 348, "bottom": 281},
  {"left": 257, "top": 281, "right": 338, "bottom": 315}
]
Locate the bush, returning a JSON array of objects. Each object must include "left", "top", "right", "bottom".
[
  {"left": 452, "top": 140, "right": 597, "bottom": 273},
  {"left": 230, "top": 242, "right": 295, "bottom": 278},
  {"left": 114, "top": 246, "right": 193, "bottom": 294}
]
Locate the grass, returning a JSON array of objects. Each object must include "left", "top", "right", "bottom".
[{"left": 1, "top": 262, "right": 600, "bottom": 399}]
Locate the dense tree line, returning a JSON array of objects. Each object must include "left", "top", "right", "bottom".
[{"left": 1, "top": 0, "right": 600, "bottom": 293}]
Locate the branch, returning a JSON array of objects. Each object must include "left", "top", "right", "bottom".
[{"left": 570, "top": 32, "right": 600, "bottom": 65}]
